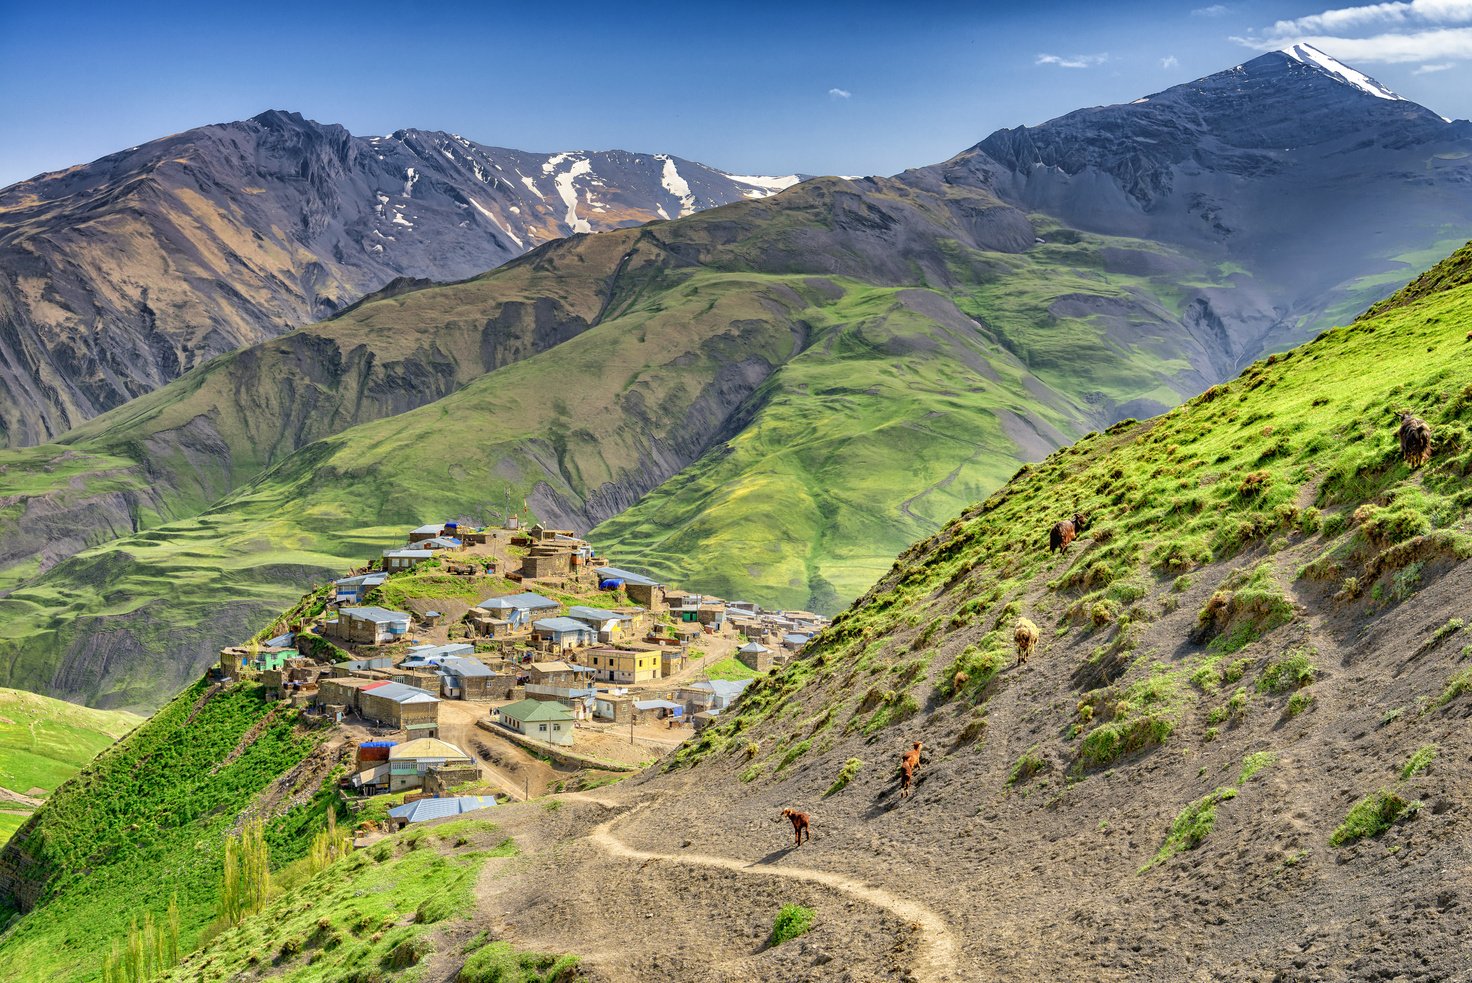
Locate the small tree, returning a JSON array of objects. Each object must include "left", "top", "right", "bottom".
[{"left": 220, "top": 818, "right": 271, "bottom": 926}]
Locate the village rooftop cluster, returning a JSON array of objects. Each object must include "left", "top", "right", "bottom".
[{"left": 215, "top": 519, "right": 829, "bottom": 825}]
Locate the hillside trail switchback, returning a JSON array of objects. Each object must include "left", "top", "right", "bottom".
[{"left": 578, "top": 794, "right": 965, "bottom": 982}]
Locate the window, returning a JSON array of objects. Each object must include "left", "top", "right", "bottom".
[{"left": 538, "top": 724, "right": 547, "bottom": 732}]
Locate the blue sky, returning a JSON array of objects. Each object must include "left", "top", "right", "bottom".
[{"left": 2, "top": 0, "right": 1470, "bottom": 187}]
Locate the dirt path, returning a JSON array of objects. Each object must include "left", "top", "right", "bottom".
[{"left": 582, "top": 798, "right": 961, "bottom": 983}]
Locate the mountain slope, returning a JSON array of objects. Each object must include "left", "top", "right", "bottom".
[
  {"left": 0, "top": 689, "right": 139, "bottom": 845},
  {"left": 952, "top": 44, "right": 1472, "bottom": 345},
  {"left": 0, "top": 109, "right": 797, "bottom": 445},
  {"left": 5, "top": 49, "right": 1472, "bottom": 709},
  {"left": 0, "top": 176, "right": 1262, "bottom": 708},
  {"left": 626, "top": 244, "right": 1472, "bottom": 979}
]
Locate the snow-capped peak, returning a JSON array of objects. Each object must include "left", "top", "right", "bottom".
[{"left": 1278, "top": 43, "right": 1404, "bottom": 102}]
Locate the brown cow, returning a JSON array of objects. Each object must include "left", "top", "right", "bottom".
[
  {"left": 780, "top": 808, "right": 811, "bottom": 846},
  {"left": 1014, "top": 617, "right": 1040, "bottom": 666},
  {"left": 899, "top": 758, "right": 916, "bottom": 799},
  {"left": 1049, "top": 513, "right": 1088, "bottom": 553},
  {"left": 1397, "top": 411, "right": 1432, "bottom": 468}
]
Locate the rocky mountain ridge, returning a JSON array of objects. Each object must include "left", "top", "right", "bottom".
[{"left": 0, "top": 109, "right": 799, "bottom": 445}]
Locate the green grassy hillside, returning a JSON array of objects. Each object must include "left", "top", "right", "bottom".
[
  {"left": 658, "top": 242, "right": 1472, "bottom": 977},
  {"left": 0, "top": 689, "right": 139, "bottom": 845},
  {"left": 0, "top": 200, "right": 1246, "bottom": 707},
  {"left": 0, "top": 681, "right": 332, "bottom": 981}
]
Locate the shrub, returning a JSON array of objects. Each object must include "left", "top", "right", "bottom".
[
  {"left": 1238, "top": 751, "right": 1276, "bottom": 783},
  {"left": 1401, "top": 744, "right": 1437, "bottom": 779},
  {"left": 1007, "top": 748, "right": 1047, "bottom": 787},
  {"left": 767, "top": 904, "right": 816, "bottom": 947},
  {"left": 1330, "top": 790, "right": 1418, "bottom": 847},
  {"left": 458, "top": 942, "right": 581, "bottom": 982},
  {"left": 1438, "top": 666, "right": 1472, "bottom": 705},
  {"left": 1433, "top": 618, "right": 1465, "bottom": 645},
  {"left": 1286, "top": 691, "right": 1315, "bottom": 717},
  {"left": 1258, "top": 649, "right": 1317, "bottom": 694},
  {"left": 824, "top": 758, "right": 863, "bottom": 797},
  {"left": 1143, "top": 788, "right": 1238, "bottom": 870}
]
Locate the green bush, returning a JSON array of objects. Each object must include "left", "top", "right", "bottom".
[
  {"left": 1143, "top": 788, "right": 1237, "bottom": 870},
  {"left": 1330, "top": 790, "right": 1418, "bottom": 847},
  {"left": 1258, "top": 649, "right": 1317, "bottom": 693},
  {"left": 1286, "top": 691, "right": 1315, "bottom": 717},
  {"left": 1238, "top": 751, "right": 1276, "bottom": 784},
  {"left": 767, "top": 904, "right": 816, "bottom": 947},
  {"left": 458, "top": 941, "right": 581, "bottom": 982},
  {"left": 1401, "top": 744, "right": 1437, "bottom": 780},
  {"left": 824, "top": 758, "right": 863, "bottom": 797},
  {"left": 1007, "top": 748, "right": 1047, "bottom": 787}
]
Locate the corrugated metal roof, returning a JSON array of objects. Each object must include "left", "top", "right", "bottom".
[
  {"left": 566, "top": 606, "right": 630, "bottom": 623},
  {"left": 340, "top": 606, "right": 411, "bottom": 624},
  {"left": 595, "top": 565, "right": 662, "bottom": 587},
  {"left": 388, "top": 795, "right": 497, "bottom": 823},
  {"left": 439, "top": 656, "right": 494, "bottom": 678},
  {"left": 634, "top": 699, "right": 683, "bottom": 710},
  {"left": 498, "top": 698, "right": 575, "bottom": 723},
  {"left": 362, "top": 682, "right": 438, "bottom": 704},
  {"left": 534, "top": 617, "right": 594, "bottom": 633},
  {"left": 389, "top": 738, "right": 471, "bottom": 760},
  {"left": 738, "top": 642, "right": 770, "bottom": 653},
  {"left": 477, "top": 592, "right": 559, "bottom": 610},
  {"left": 406, "top": 643, "right": 475, "bottom": 659}
]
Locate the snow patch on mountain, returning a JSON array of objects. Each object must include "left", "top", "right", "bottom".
[
  {"left": 658, "top": 155, "right": 697, "bottom": 217},
  {"left": 553, "top": 158, "right": 594, "bottom": 233},
  {"left": 724, "top": 173, "right": 802, "bottom": 195},
  {"left": 1279, "top": 43, "right": 1404, "bottom": 102},
  {"left": 467, "top": 197, "right": 523, "bottom": 248}
]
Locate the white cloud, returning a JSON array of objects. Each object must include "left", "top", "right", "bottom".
[
  {"left": 1233, "top": 25, "right": 1472, "bottom": 62},
  {"left": 828, "top": 87, "right": 851, "bottom": 99},
  {"left": 1193, "top": 4, "right": 1230, "bottom": 15},
  {"left": 1161, "top": 55, "right": 1181, "bottom": 68},
  {"left": 1266, "top": 0, "right": 1472, "bottom": 36},
  {"left": 1235, "top": 0, "right": 1472, "bottom": 63},
  {"left": 1415, "top": 59, "right": 1458, "bottom": 68},
  {"left": 1035, "top": 53, "right": 1110, "bottom": 68}
]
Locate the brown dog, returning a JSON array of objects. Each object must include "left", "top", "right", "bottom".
[{"left": 780, "top": 808, "right": 811, "bottom": 846}]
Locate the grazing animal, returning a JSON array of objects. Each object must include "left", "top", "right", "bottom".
[
  {"left": 1014, "top": 617, "right": 1040, "bottom": 666},
  {"left": 781, "top": 808, "right": 811, "bottom": 846},
  {"left": 1397, "top": 411, "right": 1432, "bottom": 468},
  {"left": 1049, "top": 513, "right": 1088, "bottom": 553},
  {"left": 898, "top": 740, "right": 924, "bottom": 799},
  {"left": 952, "top": 670, "right": 970, "bottom": 692}
]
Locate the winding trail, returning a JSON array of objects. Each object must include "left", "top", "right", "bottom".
[{"left": 583, "top": 800, "right": 961, "bottom": 982}]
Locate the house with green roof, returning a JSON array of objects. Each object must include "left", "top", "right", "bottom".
[{"left": 495, "top": 698, "right": 575, "bottom": 746}]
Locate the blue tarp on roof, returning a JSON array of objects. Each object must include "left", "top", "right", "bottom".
[
  {"left": 360, "top": 740, "right": 397, "bottom": 749},
  {"left": 389, "top": 795, "right": 498, "bottom": 824},
  {"left": 595, "top": 565, "right": 661, "bottom": 587}
]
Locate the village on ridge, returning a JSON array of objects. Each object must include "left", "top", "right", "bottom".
[{"left": 216, "top": 519, "right": 829, "bottom": 832}]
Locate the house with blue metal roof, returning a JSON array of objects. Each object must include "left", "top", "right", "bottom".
[
  {"left": 532, "top": 617, "right": 596, "bottom": 652},
  {"left": 334, "top": 571, "right": 387, "bottom": 604},
  {"left": 678, "top": 678, "right": 754, "bottom": 713},
  {"left": 388, "top": 795, "right": 497, "bottom": 825},
  {"left": 475, "top": 592, "right": 560, "bottom": 627},
  {"left": 326, "top": 606, "right": 411, "bottom": 645}
]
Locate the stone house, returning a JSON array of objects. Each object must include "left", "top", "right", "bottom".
[
  {"left": 326, "top": 606, "right": 411, "bottom": 645},
  {"left": 383, "top": 547, "right": 435, "bottom": 571},
  {"left": 476, "top": 592, "right": 560, "bottom": 628},
  {"left": 565, "top": 606, "right": 632, "bottom": 643},
  {"left": 532, "top": 617, "right": 596, "bottom": 652},
  {"left": 736, "top": 641, "right": 774, "bottom": 672},
  {"left": 358, "top": 682, "right": 440, "bottom": 738}
]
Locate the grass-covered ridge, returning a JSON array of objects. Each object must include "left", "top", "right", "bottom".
[
  {"left": 1, "top": 211, "right": 1252, "bottom": 708},
  {"left": 678, "top": 241, "right": 1472, "bottom": 837},
  {"left": 0, "top": 681, "right": 333, "bottom": 982},
  {"left": 0, "top": 689, "right": 140, "bottom": 846}
]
